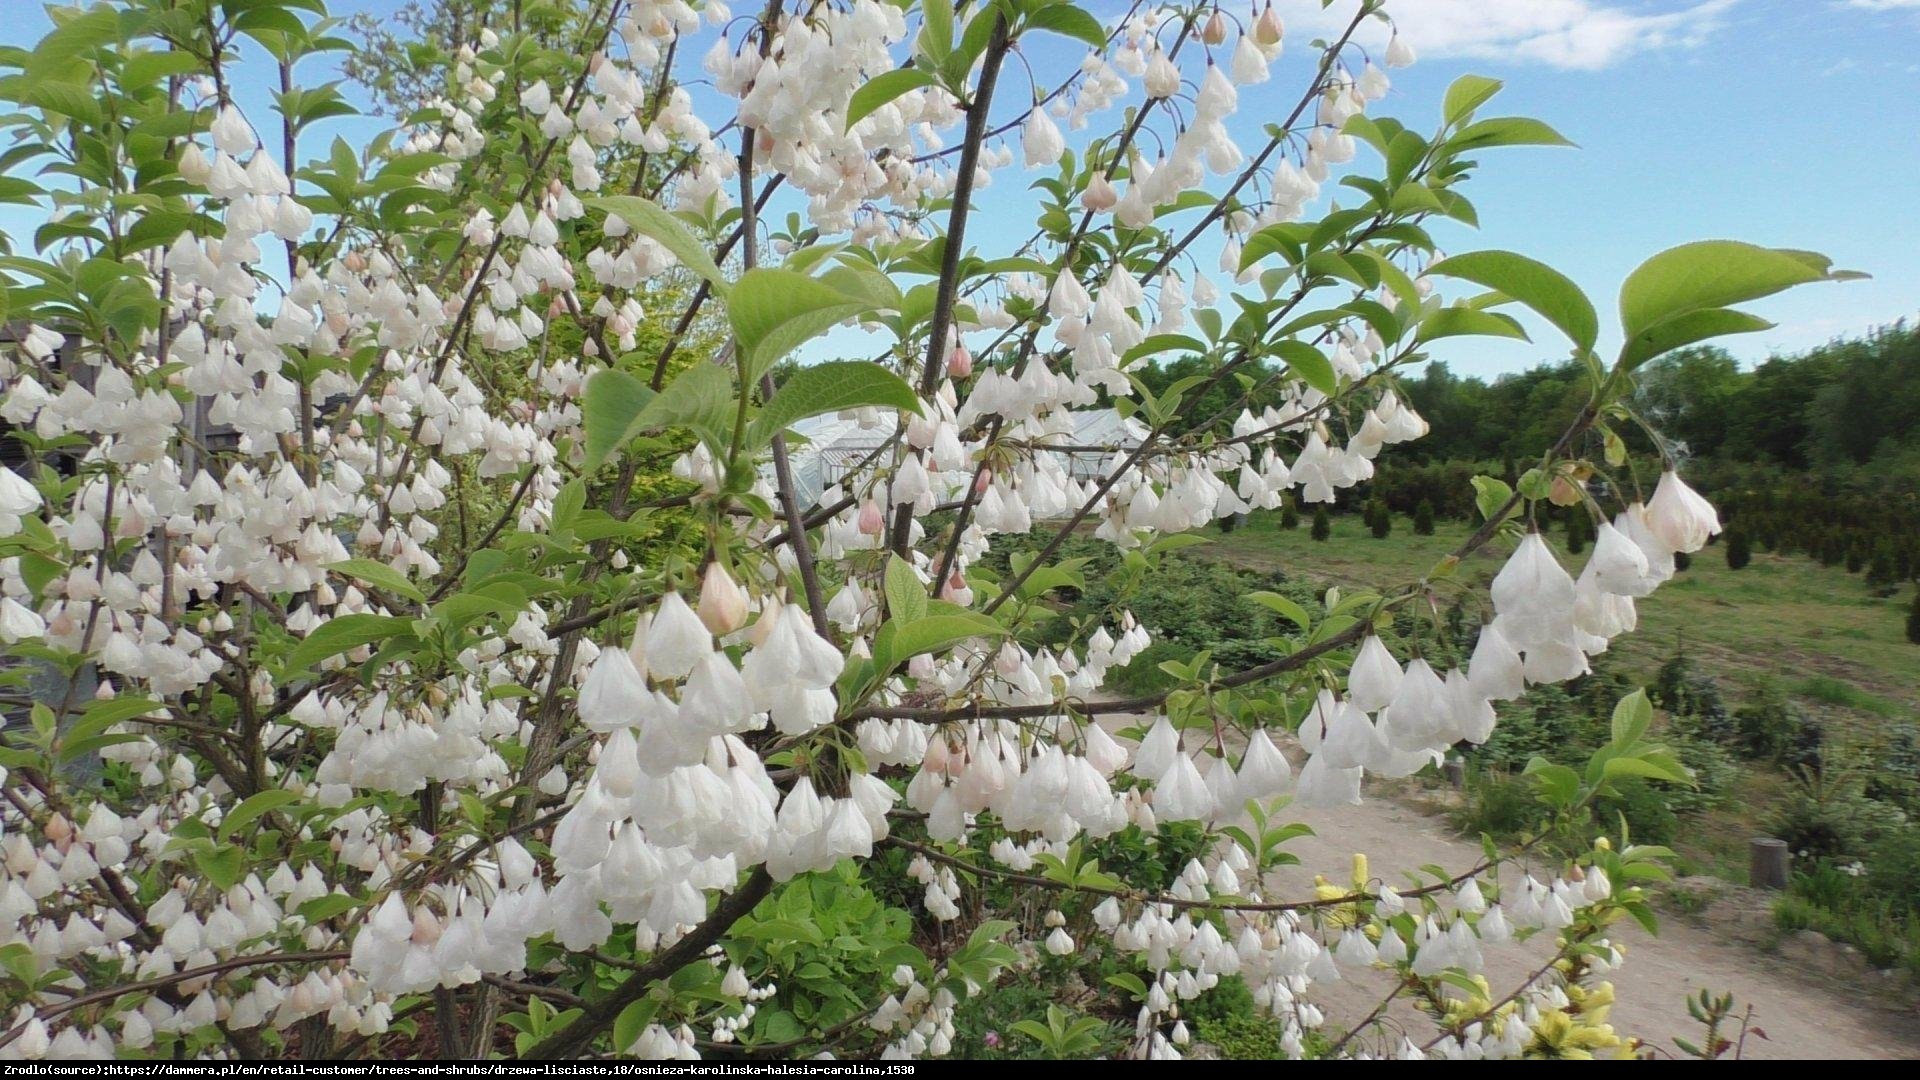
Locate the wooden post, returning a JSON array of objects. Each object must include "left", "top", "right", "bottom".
[
  {"left": 1443, "top": 756, "right": 1466, "bottom": 789},
  {"left": 1750, "top": 837, "right": 1790, "bottom": 890}
]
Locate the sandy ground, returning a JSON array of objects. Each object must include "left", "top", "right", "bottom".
[{"left": 1266, "top": 789, "right": 1920, "bottom": 1059}]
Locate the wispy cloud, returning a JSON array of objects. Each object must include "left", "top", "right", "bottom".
[
  {"left": 1842, "top": 1, "right": 1920, "bottom": 11},
  {"left": 1278, "top": 0, "right": 1739, "bottom": 71}
]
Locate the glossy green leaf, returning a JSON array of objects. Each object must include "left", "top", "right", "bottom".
[
  {"left": 579, "top": 367, "right": 657, "bottom": 469},
  {"left": 281, "top": 614, "right": 415, "bottom": 679},
  {"left": 326, "top": 558, "right": 425, "bottom": 604},
  {"left": 748, "top": 360, "right": 919, "bottom": 447},
  {"left": 730, "top": 268, "right": 877, "bottom": 382},
  {"left": 845, "top": 69, "right": 937, "bottom": 131},
  {"left": 1427, "top": 249, "right": 1597, "bottom": 353},
  {"left": 586, "top": 195, "right": 727, "bottom": 293}
]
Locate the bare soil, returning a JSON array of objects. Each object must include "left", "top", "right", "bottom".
[{"left": 1267, "top": 787, "right": 1920, "bottom": 1060}]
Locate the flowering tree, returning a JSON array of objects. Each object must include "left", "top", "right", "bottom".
[{"left": 0, "top": 0, "right": 1857, "bottom": 1062}]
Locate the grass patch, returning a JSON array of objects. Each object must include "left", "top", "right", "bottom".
[
  {"left": 1795, "top": 676, "right": 1901, "bottom": 717},
  {"left": 1208, "top": 510, "right": 1920, "bottom": 725}
]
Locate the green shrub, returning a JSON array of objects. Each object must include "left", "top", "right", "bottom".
[
  {"left": 1595, "top": 778, "right": 1679, "bottom": 845},
  {"left": 1311, "top": 507, "right": 1331, "bottom": 541},
  {"left": 1868, "top": 542, "right": 1897, "bottom": 587},
  {"left": 1280, "top": 500, "right": 1299, "bottom": 530},
  {"left": 1413, "top": 499, "right": 1436, "bottom": 536},
  {"left": 1908, "top": 589, "right": 1920, "bottom": 645},
  {"left": 1725, "top": 528, "right": 1751, "bottom": 570},
  {"left": 1368, "top": 500, "right": 1391, "bottom": 539},
  {"left": 1194, "top": 1013, "right": 1284, "bottom": 1060},
  {"left": 1107, "top": 641, "right": 1189, "bottom": 696},
  {"left": 1767, "top": 767, "right": 1907, "bottom": 859},
  {"left": 1449, "top": 770, "right": 1546, "bottom": 840},
  {"left": 949, "top": 979, "right": 1125, "bottom": 1060},
  {"left": 1866, "top": 826, "right": 1920, "bottom": 915}
]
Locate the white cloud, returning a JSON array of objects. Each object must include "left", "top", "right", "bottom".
[{"left": 1274, "top": 0, "right": 1739, "bottom": 71}]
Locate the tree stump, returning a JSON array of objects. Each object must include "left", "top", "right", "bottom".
[{"left": 1750, "top": 837, "right": 1791, "bottom": 890}]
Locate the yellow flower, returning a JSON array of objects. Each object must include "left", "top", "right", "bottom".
[
  {"left": 1313, "top": 874, "right": 1360, "bottom": 929},
  {"left": 1526, "top": 1005, "right": 1626, "bottom": 1060},
  {"left": 1568, "top": 980, "right": 1616, "bottom": 1026}
]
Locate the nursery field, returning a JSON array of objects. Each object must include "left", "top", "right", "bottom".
[{"left": 1204, "top": 512, "right": 1920, "bottom": 728}]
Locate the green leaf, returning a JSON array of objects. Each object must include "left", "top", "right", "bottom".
[
  {"left": 748, "top": 361, "right": 920, "bottom": 447},
  {"left": 1121, "top": 333, "right": 1206, "bottom": 367},
  {"left": 1523, "top": 759, "right": 1582, "bottom": 808},
  {"left": 195, "top": 845, "right": 244, "bottom": 891},
  {"left": 1603, "top": 753, "right": 1694, "bottom": 786},
  {"left": 281, "top": 614, "right": 414, "bottom": 679},
  {"left": 1249, "top": 590, "right": 1311, "bottom": 631},
  {"left": 887, "top": 612, "right": 1005, "bottom": 661},
  {"left": 1272, "top": 340, "right": 1337, "bottom": 398},
  {"left": 1450, "top": 116, "right": 1574, "bottom": 152},
  {"left": 1024, "top": 4, "right": 1107, "bottom": 50},
  {"left": 633, "top": 362, "right": 735, "bottom": 451},
  {"left": 844, "top": 69, "right": 936, "bottom": 131},
  {"left": 1618, "top": 241, "right": 1839, "bottom": 346},
  {"left": 1618, "top": 307, "right": 1772, "bottom": 371},
  {"left": 297, "top": 894, "right": 362, "bottom": 924},
  {"left": 1470, "top": 475, "right": 1515, "bottom": 522},
  {"left": 219, "top": 789, "right": 302, "bottom": 841},
  {"left": 730, "top": 269, "right": 877, "bottom": 382},
  {"left": 918, "top": 0, "right": 955, "bottom": 64},
  {"left": 1426, "top": 250, "right": 1597, "bottom": 353},
  {"left": 1416, "top": 306, "right": 1529, "bottom": 345},
  {"left": 1443, "top": 75, "right": 1503, "bottom": 126},
  {"left": 326, "top": 558, "right": 425, "bottom": 604},
  {"left": 613, "top": 998, "right": 660, "bottom": 1055},
  {"left": 579, "top": 368, "right": 657, "bottom": 470},
  {"left": 585, "top": 195, "right": 727, "bottom": 293},
  {"left": 884, "top": 555, "right": 928, "bottom": 623},
  {"left": 1610, "top": 689, "right": 1653, "bottom": 746}
]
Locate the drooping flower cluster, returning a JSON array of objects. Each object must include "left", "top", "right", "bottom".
[{"left": 0, "top": 0, "right": 1796, "bottom": 1063}]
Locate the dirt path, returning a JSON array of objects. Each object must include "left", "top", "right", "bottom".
[{"left": 1267, "top": 790, "right": 1920, "bottom": 1059}]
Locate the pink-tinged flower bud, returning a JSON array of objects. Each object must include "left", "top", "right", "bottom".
[
  {"left": 1253, "top": 4, "right": 1284, "bottom": 47},
  {"left": 940, "top": 569, "right": 971, "bottom": 605},
  {"left": 946, "top": 343, "right": 972, "bottom": 378},
  {"left": 1202, "top": 10, "right": 1228, "bottom": 46},
  {"left": 697, "top": 561, "right": 749, "bottom": 635},
  {"left": 973, "top": 468, "right": 992, "bottom": 496},
  {"left": 1081, "top": 170, "right": 1118, "bottom": 212},
  {"left": 410, "top": 907, "right": 443, "bottom": 947},
  {"left": 858, "top": 499, "right": 885, "bottom": 536},
  {"left": 924, "top": 736, "right": 953, "bottom": 777}
]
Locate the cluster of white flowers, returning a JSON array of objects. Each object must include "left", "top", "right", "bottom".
[{"left": 0, "top": 0, "right": 1752, "bottom": 1062}]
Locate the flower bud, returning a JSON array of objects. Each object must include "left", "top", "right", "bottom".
[
  {"left": 946, "top": 343, "right": 972, "bottom": 378},
  {"left": 857, "top": 499, "right": 885, "bottom": 536},
  {"left": 1253, "top": 4, "right": 1284, "bottom": 47},
  {"left": 697, "top": 562, "right": 749, "bottom": 635},
  {"left": 1202, "top": 10, "right": 1228, "bottom": 46},
  {"left": 1081, "top": 170, "right": 1118, "bottom": 212}
]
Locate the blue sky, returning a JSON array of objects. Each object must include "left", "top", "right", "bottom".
[{"left": 3, "top": 0, "right": 1916, "bottom": 379}]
